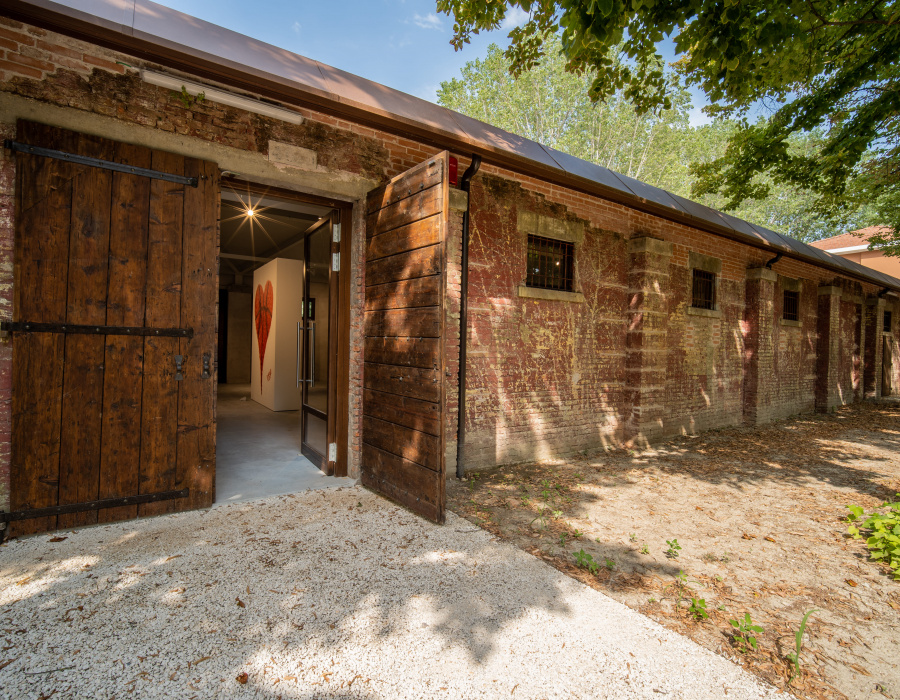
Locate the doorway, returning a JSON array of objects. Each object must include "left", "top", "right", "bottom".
[{"left": 216, "top": 181, "right": 351, "bottom": 503}]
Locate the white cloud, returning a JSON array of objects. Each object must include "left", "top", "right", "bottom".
[
  {"left": 412, "top": 12, "right": 443, "bottom": 30},
  {"left": 500, "top": 7, "right": 529, "bottom": 30},
  {"left": 292, "top": 21, "right": 301, "bottom": 35}
]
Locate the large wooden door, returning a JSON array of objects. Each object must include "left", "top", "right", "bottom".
[
  {"left": 884, "top": 336, "right": 893, "bottom": 396},
  {"left": 362, "top": 154, "right": 449, "bottom": 523},
  {"left": 8, "top": 122, "right": 218, "bottom": 537}
]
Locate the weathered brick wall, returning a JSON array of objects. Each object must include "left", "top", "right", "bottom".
[
  {"left": 0, "top": 15, "right": 893, "bottom": 498},
  {"left": 0, "top": 120, "right": 13, "bottom": 512}
]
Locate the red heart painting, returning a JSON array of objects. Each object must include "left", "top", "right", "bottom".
[{"left": 254, "top": 280, "right": 274, "bottom": 384}]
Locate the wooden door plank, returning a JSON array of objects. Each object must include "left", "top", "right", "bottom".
[
  {"left": 364, "top": 307, "right": 441, "bottom": 338},
  {"left": 366, "top": 215, "right": 441, "bottom": 261},
  {"left": 365, "top": 158, "right": 443, "bottom": 215},
  {"left": 362, "top": 388, "right": 440, "bottom": 436},
  {"left": 363, "top": 363, "right": 441, "bottom": 402},
  {"left": 365, "top": 185, "right": 442, "bottom": 237},
  {"left": 364, "top": 336, "right": 440, "bottom": 369},
  {"left": 9, "top": 146, "right": 73, "bottom": 537},
  {"left": 57, "top": 133, "right": 113, "bottom": 529},
  {"left": 365, "top": 247, "right": 442, "bottom": 287},
  {"left": 360, "top": 444, "right": 441, "bottom": 522},
  {"left": 177, "top": 157, "right": 218, "bottom": 511},
  {"left": 362, "top": 416, "right": 440, "bottom": 470},
  {"left": 140, "top": 150, "right": 185, "bottom": 517},
  {"left": 364, "top": 277, "right": 441, "bottom": 311},
  {"left": 98, "top": 141, "right": 151, "bottom": 523}
]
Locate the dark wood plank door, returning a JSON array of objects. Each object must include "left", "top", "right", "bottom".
[
  {"left": 884, "top": 336, "right": 893, "bottom": 396},
  {"left": 9, "top": 122, "right": 218, "bottom": 536},
  {"left": 362, "top": 154, "right": 449, "bottom": 523}
]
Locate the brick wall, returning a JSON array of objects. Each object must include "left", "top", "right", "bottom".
[{"left": 0, "top": 15, "right": 894, "bottom": 506}]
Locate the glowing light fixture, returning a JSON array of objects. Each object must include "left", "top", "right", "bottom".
[
  {"left": 140, "top": 70, "right": 304, "bottom": 125},
  {"left": 246, "top": 208, "right": 256, "bottom": 217}
]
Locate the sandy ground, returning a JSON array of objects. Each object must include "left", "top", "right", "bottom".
[
  {"left": 449, "top": 400, "right": 900, "bottom": 700},
  {"left": 0, "top": 487, "right": 779, "bottom": 699}
]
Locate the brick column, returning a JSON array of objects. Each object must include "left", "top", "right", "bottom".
[
  {"left": 624, "top": 236, "right": 672, "bottom": 445},
  {"left": 742, "top": 267, "right": 777, "bottom": 425},
  {"left": 816, "top": 285, "right": 842, "bottom": 412},
  {"left": 863, "top": 296, "right": 886, "bottom": 398}
]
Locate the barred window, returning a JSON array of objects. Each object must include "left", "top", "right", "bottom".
[
  {"left": 783, "top": 290, "right": 800, "bottom": 322},
  {"left": 691, "top": 269, "right": 716, "bottom": 310},
  {"left": 526, "top": 235, "right": 574, "bottom": 292},
  {"left": 886, "top": 311, "right": 893, "bottom": 334}
]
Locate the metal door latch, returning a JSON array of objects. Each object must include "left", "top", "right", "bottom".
[
  {"left": 174, "top": 355, "right": 184, "bottom": 381},
  {"left": 201, "top": 353, "right": 211, "bottom": 379}
]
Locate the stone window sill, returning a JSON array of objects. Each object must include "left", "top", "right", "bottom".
[
  {"left": 686, "top": 306, "right": 722, "bottom": 318},
  {"left": 780, "top": 319, "right": 802, "bottom": 328},
  {"left": 517, "top": 285, "right": 584, "bottom": 303}
]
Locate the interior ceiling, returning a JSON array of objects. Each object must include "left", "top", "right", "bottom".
[{"left": 220, "top": 188, "right": 334, "bottom": 278}]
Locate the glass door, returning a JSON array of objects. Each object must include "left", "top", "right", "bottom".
[{"left": 299, "top": 216, "right": 332, "bottom": 469}]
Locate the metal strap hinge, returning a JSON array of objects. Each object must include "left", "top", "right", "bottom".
[
  {"left": 4, "top": 140, "right": 199, "bottom": 187},
  {"left": 332, "top": 253, "right": 340, "bottom": 272},
  {"left": 328, "top": 443, "right": 337, "bottom": 462},
  {"left": 333, "top": 223, "right": 341, "bottom": 243},
  {"left": 0, "top": 321, "right": 193, "bottom": 338}
]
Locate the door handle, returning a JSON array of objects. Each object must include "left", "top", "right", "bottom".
[
  {"left": 308, "top": 322, "right": 315, "bottom": 389},
  {"left": 174, "top": 354, "right": 184, "bottom": 381}
]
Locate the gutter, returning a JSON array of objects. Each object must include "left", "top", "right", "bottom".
[
  {"left": 5, "top": 0, "right": 899, "bottom": 294},
  {"left": 456, "top": 155, "right": 481, "bottom": 479}
]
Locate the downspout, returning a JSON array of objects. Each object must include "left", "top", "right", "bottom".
[
  {"left": 456, "top": 154, "right": 482, "bottom": 479},
  {"left": 765, "top": 252, "right": 783, "bottom": 269}
]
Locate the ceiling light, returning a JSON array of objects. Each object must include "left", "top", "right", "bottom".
[
  {"left": 246, "top": 209, "right": 256, "bottom": 217},
  {"left": 140, "top": 70, "right": 304, "bottom": 125}
]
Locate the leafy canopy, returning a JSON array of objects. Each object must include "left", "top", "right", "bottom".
[{"left": 436, "top": 0, "right": 900, "bottom": 250}]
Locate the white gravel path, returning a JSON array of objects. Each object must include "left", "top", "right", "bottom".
[{"left": 0, "top": 486, "right": 782, "bottom": 699}]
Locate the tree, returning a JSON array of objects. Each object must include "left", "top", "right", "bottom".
[
  {"left": 438, "top": 38, "right": 870, "bottom": 243},
  {"left": 436, "top": 0, "right": 900, "bottom": 251}
]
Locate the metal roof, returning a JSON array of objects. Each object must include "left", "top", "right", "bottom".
[{"left": 3, "top": 0, "right": 899, "bottom": 292}]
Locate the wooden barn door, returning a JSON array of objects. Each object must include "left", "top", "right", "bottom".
[
  {"left": 7, "top": 122, "right": 217, "bottom": 537},
  {"left": 884, "top": 336, "right": 893, "bottom": 396},
  {"left": 362, "top": 154, "right": 449, "bottom": 523}
]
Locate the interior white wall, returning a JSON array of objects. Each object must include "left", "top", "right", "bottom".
[{"left": 251, "top": 258, "right": 304, "bottom": 411}]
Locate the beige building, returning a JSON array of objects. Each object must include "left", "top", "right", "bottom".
[{"left": 811, "top": 226, "right": 900, "bottom": 278}]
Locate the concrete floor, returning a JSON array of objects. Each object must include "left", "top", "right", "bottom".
[{"left": 215, "top": 383, "right": 354, "bottom": 504}]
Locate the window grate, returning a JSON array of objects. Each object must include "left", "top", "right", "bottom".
[
  {"left": 886, "top": 310, "right": 893, "bottom": 334},
  {"left": 691, "top": 269, "right": 716, "bottom": 310},
  {"left": 783, "top": 290, "right": 799, "bottom": 322},
  {"left": 526, "top": 235, "right": 574, "bottom": 292}
]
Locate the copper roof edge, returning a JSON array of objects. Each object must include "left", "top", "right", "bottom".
[{"left": 2, "top": 0, "right": 898, "bottom": 292}]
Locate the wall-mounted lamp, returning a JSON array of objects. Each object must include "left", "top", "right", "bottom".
[{"left": 140, "top": 70, "right": 305, "bottom": 125}]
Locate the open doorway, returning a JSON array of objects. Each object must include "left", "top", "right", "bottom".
[{"left": 216, "top": 182, "right": 352, "bottom": 503}]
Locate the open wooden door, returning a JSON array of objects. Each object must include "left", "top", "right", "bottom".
[
  {"left": 362, "top": 154, "right": 449, "bottom": 523},
  {"left": 884, "top": 336, "right": 893, "bottom": 396},
  {"left": 6, "top": 122, "right": 217, "bottom": 536}
]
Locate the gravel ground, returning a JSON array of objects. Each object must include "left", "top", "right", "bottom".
[{"left": 0, "top": 486, "right": 781, "bottom": 699}]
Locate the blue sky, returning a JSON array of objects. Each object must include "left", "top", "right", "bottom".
[{"left": 151, "top": 0, "right": 709, "bottom": 124}]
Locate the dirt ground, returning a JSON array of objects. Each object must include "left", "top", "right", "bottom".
[{"left": 448, "top": 400, "right": 900, "bottom": 700}]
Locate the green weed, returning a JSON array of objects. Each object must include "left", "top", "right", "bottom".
[
  {"left": 688, "top": 598, "right": 708, "bottom": 621},
  {"left": 665, "top": 539, "right": 682, "bottom": 559},
  {"left": 573, "top": 549, "right": 600, "bottom": 575},
  {"left": 846, "top": 496, "right": 900, "bottom": 579},
  {"left": 785, "top": 609, "right": 819, "bottom": 683},
  {"left": 730, "top": 613, "right": 763, "bottom": 653}
]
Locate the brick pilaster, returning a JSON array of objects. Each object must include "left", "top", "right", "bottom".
[
  {"left": 743, "top": 267, "right": 777, "bottom": 424},
  {"left": 816, "top": 285, "right": 842, "bottom": 412},
  {"left": 624, "top": 236, "right": 672, "bottom": 445},
  {"left": 863, "top": 296, "right": 886, "bottom": 399}
]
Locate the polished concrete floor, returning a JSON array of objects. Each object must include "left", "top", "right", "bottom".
[{"left": 215, "top": 383, "right": 354, "bottom": 504}]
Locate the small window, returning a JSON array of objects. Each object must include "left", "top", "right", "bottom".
[
  {"left": 886, "top": 311, "right": 893, "bottom": 334},
  {"left": 783, "top": 290, "right": 799, "bottom": 322},
  {"left": 526, "top": 235, "right": 574, "bottom": 292},
  {"left": 691, "top": 269, "right": 716, "bottom": 310}
]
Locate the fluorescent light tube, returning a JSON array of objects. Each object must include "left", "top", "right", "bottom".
[{"left": 140, "top": 70, "right": 304, "bottom": 125}]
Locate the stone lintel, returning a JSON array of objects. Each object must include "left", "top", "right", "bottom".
[
  {"left": 518, "top": 211, "right": 584, "bottom": 244},
  {"left": 817, "top": 285, "right": 842, "bottom": 297},
  {"left": 689, "top": 251, "right": 722, "bottom": 275},
  {"left": 449, "top": 188, "right": 468, "bottom": 212}
]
